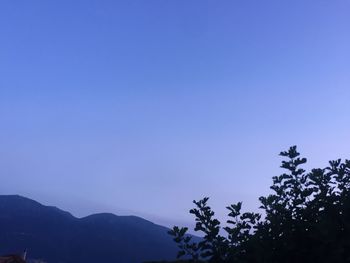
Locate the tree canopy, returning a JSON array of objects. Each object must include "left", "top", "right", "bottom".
[{"left": 168, "top": 146, "right": 350, "bottom": 262}]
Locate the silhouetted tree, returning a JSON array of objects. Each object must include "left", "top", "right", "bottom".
[{"left": 168, "top": 146, "right": 350, "bottom": 263}]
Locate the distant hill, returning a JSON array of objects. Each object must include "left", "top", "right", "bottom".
[{"left": 0, "top": 195, "right": 179, "bottom": 263}]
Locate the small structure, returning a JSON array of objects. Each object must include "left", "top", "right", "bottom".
[
  {"left": 0, "top": 250, "right": 27, "bottom": 263},
  {"left": 0, "top": 255, "right": 26, "bottom": 263}
]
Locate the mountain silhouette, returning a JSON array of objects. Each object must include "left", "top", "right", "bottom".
[{"left": 0, "top": 195, "right": 179, "bottom": 263}]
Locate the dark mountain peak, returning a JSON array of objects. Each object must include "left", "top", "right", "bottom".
[
  {"left": 0, "top": 195, "right": 42, "bottom": 206},
  {"left": 83, "top": 212, "right": 119, "bottom": 219},
  {"left": 0, "top": 195, "right": 74, "bottom": 220},
  {"left": 79, "top": 213, "right": 159, "bottom": 233},
  {"left": 82, "top": 213, "right": 153, "bottom": 224},
  {"left": 80, "top": 212, "right": 119, "bottom": 224}
]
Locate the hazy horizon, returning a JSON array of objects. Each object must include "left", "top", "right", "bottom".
[{"left": 1, "top": 0, "right": 349, "bottom": 229}]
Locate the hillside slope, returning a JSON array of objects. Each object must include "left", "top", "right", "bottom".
[{"left": 0, "top": 195, "right": 178, "bottom": 263}]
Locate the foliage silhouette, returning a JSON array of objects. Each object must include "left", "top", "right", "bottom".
[{"left": 168, "top": 146, "right": 350, "bottom": 262}]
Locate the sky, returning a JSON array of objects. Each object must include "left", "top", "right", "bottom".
[{"left": 0, "top": 0, "right": 350, "bottom": 229}]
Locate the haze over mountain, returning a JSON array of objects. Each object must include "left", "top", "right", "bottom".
[{"left": 0, "top": 195, "right": 179, "bottom": 263}]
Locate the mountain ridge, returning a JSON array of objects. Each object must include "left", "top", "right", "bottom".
[{"left": 0, "top": 195, "right": 179, "bottom": 263}]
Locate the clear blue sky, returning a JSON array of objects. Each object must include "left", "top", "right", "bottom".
[{"left": 1, "top": 0, "right": 349, "bottom": 228}]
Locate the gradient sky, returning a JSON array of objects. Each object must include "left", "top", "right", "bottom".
[{"left": 1, "top": 0, "right": 350, "bottom": 228}]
